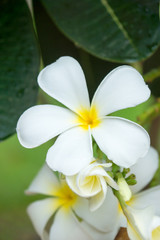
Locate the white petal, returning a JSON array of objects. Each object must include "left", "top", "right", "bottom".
[
  {"left": 27, "top": 198, "right": 59, "bottom": 239},
  {"left": 80, "top": 221, "right": 120, "bottom": 240},
  {"left": 129, "top": 186, "right": 160, "bottom": 216},
  {"left": 17, "top": 105, "right": 77, "bottom": 148},
  {"left": 130, "top": 147, "right": 159, "bottom": 193},
  {"left": 126, "top": 205, "right": 154, "bottom": 239},
  {"left": 91, "top": 65, "right": 150, "bottom": 116},
  {"left": 80, "top": 162, "right": 118, "bottom": 190},
  {"left": 66, "top": 174, "right": 83, "bottom": 196},
  {"left": 104, "top": 174, "right": 119, "bottom": 190},
  {"left": 119, "top": 212, "right": 127, "bottom": 228},
  {"left": 76, "top": 161, "right": 112, "bottom": 178},
  {"left": 38, "top": 56, "right": 90, "bottom": 114},
  {"left": 151, "top": 216, "right": 160, "bottom": 239},
  {"left": 92, "top": 117, "right": 150, "bottom": 168},
  {"left": 73, "top": 187, "right": 119, "bottom": 232},
  {"left": 46, "top": 127, "right": 93, "bottom": 176},
  {"left": 26, "top": 164, "right": 60, "bottom": 196},
  {"left": 85, "top": 162, "right": 112, "bottom": 176},
  {"left": 76, "top": 170, "right": 102, "bottom": 197},
  {"left": 78, "top": 177, "right": 101, "bottom": 197},
  {"left": 49, "top": 208, "right": 92, "bottom": 240},
  {"left": 89, "top": 177, "right": 107, "bottom": 211},
  {"left": 66, "top": 162, "right": 117, "bottom": 198}
]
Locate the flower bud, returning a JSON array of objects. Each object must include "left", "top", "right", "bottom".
[{"left": 117, "top": 177, "right": 132, "bottom": 201}]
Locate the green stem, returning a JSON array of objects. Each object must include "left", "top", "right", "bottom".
[
  {"left": 137, "top": 100, "right": 160, "bottom": 125},
  {"left": 113, "top": 190, "right": 143, "bottom": 240},
  {"left": 130, "top": 62, "right": 143, "bottom": 74},
  {"left": 93, "top": 141, "right": 108, "bottom": 161},
  {"left": 143, "top": 67, "right": 160, "bottom": 83},
  {"left": 113, "top": 189, "right": 126, "bottom": 208}
]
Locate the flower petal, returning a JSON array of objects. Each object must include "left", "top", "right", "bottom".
[
  {"left": 92, "top": 117, "right": 150, "bottom": 168},
  {"left": 130, "top": 146, "right": 159, "bottom": 193},
  {"left": 73, "top": 187, "right": 119, "bottom": 232},
  {"left": 46, "top": 127, "right": 93, "bottom": 176},
  {"left": 89, "top": 177, "right": 107, "bottom": 211},
  {"left": 27, "top": 198, "right": 59, "bottom": 239},
  {"left": 80, "top": 221, "right": 120, "bottom": 240},
  {"left": 129, "top": 186, "right": 160, "bottom": 216},
  {"left": 49, "top": 208, "right": 92, "bottom": 240},
  {"left": 26, "top": 164, "right": 60, "bottom": 196},
  {"left": 66, "top": 162, "right": 117, "bottom": 199},
  {"left": 126, "top": 205, "right": 154, "bottom": 240},
  {"left": 91, "top": 65, "right": 150, "bottom": 116},
  {"left": 17, "top": 105, "right": 77, "bottom": 148},
  {"left": 79, "top": 162, "right": 118, "bottom": 190},
  {"left": 66, "top": 174, "right": 83, "bottom": 196},
  {"left": 151, "top": 216, "right": 160, "bottom": 239},
  {"left": 38, "top": 56, "right": 90, "bottom": 114},
  {"left": 104, "top": 174, "right": 119, "bottom": 190},
  {"left": 78, "top": 176, "right": 101, "bottom": 197},
  {"left": 81, "top": 161, "right": 111, "bottom": 176}
]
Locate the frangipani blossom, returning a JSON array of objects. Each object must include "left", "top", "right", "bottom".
[
  {"left": 17, "top": 56, "right": 150, "bottom": 175},
  {"left": 117, "top": 147, "right": 160, "bottom": 239},
  {"left": 26, "top": 164, "right": 120, "bottom": 240},
  {"left": 66, "top": 161, "right": 118, "bottom": 211}
]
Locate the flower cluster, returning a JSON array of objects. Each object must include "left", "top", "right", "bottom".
[{"left": 17, "top": 57, "right": 160, "bottom": 239}]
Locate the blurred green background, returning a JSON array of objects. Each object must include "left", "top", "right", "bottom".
[{"left": 0, "top": 131, "right": 54, "bottom": 240}]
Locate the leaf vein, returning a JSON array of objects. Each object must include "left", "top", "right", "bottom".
[{"left": 101, "top": 0, "right": 140, "bottom": 56}]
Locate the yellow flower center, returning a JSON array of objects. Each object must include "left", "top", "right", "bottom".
[
  {"left": 54, "top": 182, "right": 77, "bottom": 210},
  {"left": 80, "top": 175, "right": 101, "bottom": 194},
  {"left": 152, "top": 226, "right": 160, "bottom": 240},
  {"left": 76, "top": 106, "right": 101, "bottom": 130}
]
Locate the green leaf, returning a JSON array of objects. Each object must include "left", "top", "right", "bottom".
[
  {"left": 32, "top": 0, "right": 120, "bottom": 98},
  {"left": 40, "top": 0, "right": 160, "bottom": 63},
  {"left": 33, "top": 0, "right": 79, "bottom": 66},
  {"left": 0, "top": 0, "right": 40, "bottom": 140}
]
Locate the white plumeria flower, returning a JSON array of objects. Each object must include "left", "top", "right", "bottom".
[
  {"left": 66, "top": 161, "right": 118, "bottom": 211},
  {"left": 17, "top": 56, "right": 150, "bottom": 175},
  {"left": 26, "top": 164, "right": 120, "bottom": 240},
  {"left": 117, "top": 147, "right": 160, "bottom": 239}
]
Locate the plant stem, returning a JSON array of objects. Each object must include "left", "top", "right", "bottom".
[
  {"left": 130, "top": 62, "right": 143, "bottom": 74},
  {"left": 144, "top": 67, "right": 160, "bottom": 83},
  {"left": 113, "top": 190, "right": 143, "bottom": 240},
  {"left": 137, "top": 100, "right": 160, "bottom": 125}
]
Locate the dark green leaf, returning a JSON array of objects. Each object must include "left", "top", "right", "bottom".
[
  {"left": 0, "top": 0, "right": 40, "bottom": 140},
  {"left": 33, "top": 0, "right": 79, "bottom": 66},
  {"left": 33, "top": 0, "right": 119, "bottom": 98},
  {"left": 40, "top": 0, "right": 160, "bottom": 63}
]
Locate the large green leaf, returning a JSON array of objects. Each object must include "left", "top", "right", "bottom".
[
  {"left": 40, "top": 0, "right": 160, "bottom": 63},
  {"left": 0, "top": 0, "right": 40, "bottom": 140},
  {"left": 33, "top": 0, "right": 119, "bottom": 98}
]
